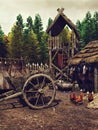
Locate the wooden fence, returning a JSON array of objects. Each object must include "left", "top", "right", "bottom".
[{"left": 0, "top": 58, "right": 49, "bottom": 90}]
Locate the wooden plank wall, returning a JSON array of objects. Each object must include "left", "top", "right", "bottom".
[{"left": 94, "top": 67, "right": 98, "bottom": 92}]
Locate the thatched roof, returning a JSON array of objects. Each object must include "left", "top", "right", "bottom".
[
  {"left": 68, "top": 40, "right": 98, "bottom": 65},
  {"left": 46, "top": 8, "right": 80, "bottom": 39}
]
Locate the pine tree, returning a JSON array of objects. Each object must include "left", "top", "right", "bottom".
[
  {"left": 9, "top": 14, "right": 24, "bottom": 58},
  {"left": 33, "top": 14, "right": 48, "bottom": 63},
  {"left": 39, "top": 32, "right": 48, "bottom": 63},
  {"left": 33, "top": 14, "right": 43, "bottom": 42},
  {"left": 26, "top": 16, "right": 33, "bottom": 31},
  {"left": 76, "top": 11, "right": 96, "bottom": 47},
  {"left": 0, "top": 26, "right": 7, "bottom": 57},
  {"left": 47, "top": 17, "right": 53, "bottom": 29},
  {"left": 93, "top": 11, "right": 98, "bottom": 40},
  {"left": 23, "top": 16, "right": 40, "bottom": 63}
]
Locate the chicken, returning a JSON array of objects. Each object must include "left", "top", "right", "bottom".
[
  {"left": 70, "top": 92, "right": 76, "bottom": 101},
  {"left": 70, "top": 92, "right": 84, "bottom": 104},
  {"left": 88, "top": 93, "right": 93, "bottom": 102},
  {"left": 75, "top": 92, "right": 84, "bottom": 103}
]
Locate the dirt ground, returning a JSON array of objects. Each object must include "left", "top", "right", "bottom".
[{"left": 0, "top": 90, "right": 98, "bottom": 130}]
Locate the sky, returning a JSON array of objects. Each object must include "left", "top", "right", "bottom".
[{"left": 0, "top": 0, "right": 98, "bottom": 35}]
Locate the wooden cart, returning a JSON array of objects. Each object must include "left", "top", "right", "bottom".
[{"left": 0, "top": 72, "right": 56, "bottom": 109}]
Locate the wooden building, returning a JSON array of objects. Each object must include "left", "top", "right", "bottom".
[
  {"left": 45, "top": 8, "right": 80, "bottom": 82},
  {"left": 46, "top": 8, "right": 80, "bottom": 70},
  {"left": 68, "top": 40, "right": 98, "bottom": 92}
]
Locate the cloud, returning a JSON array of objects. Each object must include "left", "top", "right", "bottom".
[{"left": 0, "top": 0, "right": 98, "bottom": 34}]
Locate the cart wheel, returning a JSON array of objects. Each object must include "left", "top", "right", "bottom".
[{"left": 22, "top": 73, "right": 56, "bottom": 109}]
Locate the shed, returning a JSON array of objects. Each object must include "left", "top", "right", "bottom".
[{"left": 68, "top": 40, "right": 98, "bottom": 92}]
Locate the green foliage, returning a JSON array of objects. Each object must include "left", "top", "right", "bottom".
[
  {"left": 76, "top": 11, "right": 98, "bottom": 48},
  {"left": 39, "top": 32, "right": 48, "bottom": 63},
  {"left": 93, "top": 12, "right": 98, "bottom": 40},
  {"left": 33, "top": 14, "right": 48, "bottom": 63},
  {"left": 23, "top": 28, "right": 40, "bottom": 63},
  {"left": 0, "top": 42, "right": 7, "bottom": 57},
  {"left": 16, "top": 14, "right": 24, "bottom": 28},
  {"left": 0, "top": 26, "right": 4, "bottom": 43},
  {"left": 47, "top": 17, "right": 53, "bottom": 29},
  {"left": 26, "top": 16, "right": 33, "bottom": 31},
  {"left": 76, "top": 20, "right": 82, "bottom": 34},
  {"left": 33, "top": 14, "right": 43, "bottom": 42},
  {"left": 59, "top": 27, "right": 71, "bottom": 46},
  {"left": 9, "top": 14, "right": 24, "bottom": 58},
  {"left": 0, "top": 26, "right": 7, "bottom": 57},
  {"left": 7, "top": 13, "right": 48, "bottom": 63}
]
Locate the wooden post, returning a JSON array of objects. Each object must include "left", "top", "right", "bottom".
[
  {"left": 54, "top": 37, "right": 56, "bottom": 49},
  {"left": 71, "top": 30, "right": 74, "bottom": 57},
  {"left": 53, "top": 37, "right": 54, "bottom": 49},
  {"left": 56, "top": 36, "right": 59, "bottom": 48},
  {"left": 48, "top": 38, "right": 50, "bottom": 48},
  {"left": 48, "top": 31, "right": 52, "bottom": 69},
  {"left": 94, "top": 67, "right": 98, "bottom": 93}
]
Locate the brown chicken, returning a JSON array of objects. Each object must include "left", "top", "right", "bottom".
[
  {"left": 88, "top": 93, "right": 93, "bottom": 102},
  {"left": 75, "top": 92, "right": 84, "bottom": 103},
  {"left": 70, "top": 92, "right": 84, "bottom": 104},
  {"left": 70, "top": 92, "right": 76, "bottom": 101}
]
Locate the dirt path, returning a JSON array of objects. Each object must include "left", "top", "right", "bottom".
[{"left": 0, "top": 90, "right": 98, "bottom": 130}]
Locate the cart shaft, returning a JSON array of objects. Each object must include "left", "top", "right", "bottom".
[{"left": 0, "top": 92, "right": 22, "bottom": 102}]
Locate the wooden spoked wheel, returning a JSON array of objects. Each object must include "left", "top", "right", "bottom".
[{"left": 22, "top": 73, "right": 56, "bottom": 109}]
